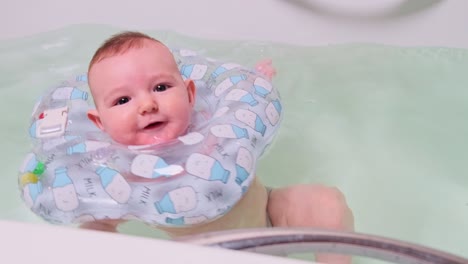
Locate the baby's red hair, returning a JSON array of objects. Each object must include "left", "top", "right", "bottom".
[{"left": 88, "top": 31, "right": 161, "bottom": 72}]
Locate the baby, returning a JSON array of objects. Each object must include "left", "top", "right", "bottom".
[{"left": 85, "top": 31, "right": 354, "bottom": 263}]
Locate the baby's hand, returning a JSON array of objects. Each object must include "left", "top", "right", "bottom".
[{"left": 255, "top": 59, "right": 277, "bottom": 81}]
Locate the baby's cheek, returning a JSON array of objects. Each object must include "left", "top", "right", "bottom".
[
  {"left": 106, "top": 114, "right": 135, "bottom": 144},
  {"left": 178, "top": 110, "right": 194, "bottom": 134},
  {"left": 111, "top": 129, "right": 136, "bottom": 145}
]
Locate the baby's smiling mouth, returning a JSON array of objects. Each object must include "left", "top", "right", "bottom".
[{"left": 144, "top": 121, "right": 165, "bottom": 130}]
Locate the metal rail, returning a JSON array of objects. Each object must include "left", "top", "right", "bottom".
[{"left": 178, "top": 228, "right": 468, "bottom": 264}]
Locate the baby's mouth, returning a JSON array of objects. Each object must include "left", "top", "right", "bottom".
[{"left": 144, "top": 121, "right": 165, "bottom": 130}]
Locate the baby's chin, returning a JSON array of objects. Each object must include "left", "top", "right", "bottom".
[
  {"left": 130, "top": 132, "right": 181, "bottom": 146},
  {"left": 113, "top": 125, "right": 189, "bottom": 146},
  {"left": 127, "top": 136, "right": 171, "bottom": 146}
]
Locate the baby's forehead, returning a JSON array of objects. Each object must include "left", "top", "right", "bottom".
[{"left": 88, "top": 42, "right": 177, "bottom": 82}]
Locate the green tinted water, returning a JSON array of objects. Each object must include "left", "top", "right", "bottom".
[{"left": 1, "top": 24, "right": 467, "bottom": 261}]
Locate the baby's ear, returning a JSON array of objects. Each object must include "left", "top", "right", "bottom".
[
  {"left": 87, "top": 109, "right": 105, "bottom": 131},
  {"left": 185, "top": 79, "right": 196, "bottom": 106}
]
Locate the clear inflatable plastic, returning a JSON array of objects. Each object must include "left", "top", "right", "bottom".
[{"left": 18, "top": 49, "right": 282, "bottom": 227}]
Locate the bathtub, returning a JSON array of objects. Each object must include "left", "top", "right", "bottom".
[{"left": 1, "top": 0, "right": 467, "bottom": 263}]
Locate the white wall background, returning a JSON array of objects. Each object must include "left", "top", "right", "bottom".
[{"left": 1, "top": 0, "right": 468, "bottom": 47}]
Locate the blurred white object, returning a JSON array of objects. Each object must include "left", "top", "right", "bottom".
[
  {"left": 0, "top": 0, "right": 468, "bottom": 47},
  {"left": 0, "top": 220, "right": 309, "bottom": 264}
]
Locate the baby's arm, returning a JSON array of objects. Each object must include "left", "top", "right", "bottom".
[
  {"left": 255, "top": 59, "right": 277, "bottom": 81},
  {"left": 80, "top": 219, "right": 124, "bottom": 233}
]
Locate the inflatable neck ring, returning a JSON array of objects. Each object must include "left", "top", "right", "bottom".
[{"left": 18, "top": 49, "right": 283, "bottom": 227}]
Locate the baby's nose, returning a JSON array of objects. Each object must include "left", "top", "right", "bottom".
[{"left": 139, "top": 98, "right": 158, "bottom": 114}]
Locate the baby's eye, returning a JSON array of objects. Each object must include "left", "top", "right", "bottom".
[
  {"left": 153, "top": 84, "right": 168, "bottom": 92},
  {"left": 115, "top": 97, "right": 130, "bottom": 105}
]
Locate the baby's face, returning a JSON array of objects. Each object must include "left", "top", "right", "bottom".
[{"left": 87, "top": 41, "right": 196, "bottom": 145}]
